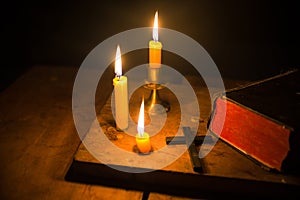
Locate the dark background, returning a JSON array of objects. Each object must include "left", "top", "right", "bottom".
[{"left": 1, "top": 0, "right": 299, "bottom": 91}]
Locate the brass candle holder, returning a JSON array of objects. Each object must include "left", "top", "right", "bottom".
[{"left": 144, "top": 67, "right": 170, "bottom": 115}]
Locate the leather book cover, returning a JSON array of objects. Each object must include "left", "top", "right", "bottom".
[{"left": 208, "top": 69, "right": 300, "bottom": 174}]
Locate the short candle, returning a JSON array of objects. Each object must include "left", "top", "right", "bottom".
[
  {"left": 136, "top": 132, "right": 151, "bottom": 154},
  {"left": 136, "top": 98, "right": 151, "bottom": 153}
]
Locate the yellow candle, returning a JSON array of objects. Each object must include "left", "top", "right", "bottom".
[
  {"left": 113, "top": 45, "right": 128, "bottom": 130},
  {"left": 149, "top": 11, "right": 162, "bottom": 83},
  {"left": 149, "top": 11, "right": 162, "bottom": 65},
  {"left": 149, "top": 41, "right": 162, "bottom": 65},
  {"left": 136, "top": 132, "right": 151, "bottom": 153},
  {"left": 136, "top": 98, "right": 151, "bottom": 153}
]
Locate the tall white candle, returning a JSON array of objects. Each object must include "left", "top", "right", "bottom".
[{"left": 113, "top": 45, "right": 128, "bottom": 130}]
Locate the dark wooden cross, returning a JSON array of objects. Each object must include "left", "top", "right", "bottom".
[{"left": 166, "top": 126, "right": 213, "bottom": 173}]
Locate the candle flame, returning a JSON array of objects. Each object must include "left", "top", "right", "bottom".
[
  {"left": 137, "top": 98, "right": 144, "bottom": 136},
  {"left": 115, "top": 45, "right": 122, "bottom": 77},
  {"left": 152, "top": 11, "right": 158, "bottom": 42}
]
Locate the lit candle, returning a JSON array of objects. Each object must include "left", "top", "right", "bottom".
[
  {"left": 113, "top": 45, "right": 128, "bottom": 130},
  {"left": 136, "top": 98, "right": 151, "bottom": 153},
  {"left": 148, "top": 11, "right": 162, "bottom": 82}
]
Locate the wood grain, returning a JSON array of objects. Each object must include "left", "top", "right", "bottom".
[{"left": 0, "top": 66, "right": 142, "bottom": 199}]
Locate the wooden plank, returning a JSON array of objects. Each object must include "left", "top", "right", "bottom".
[
  {"left": 148, "top": 193, "right": 197, "bottom": 200},
  {"left": 66, "top": 158, "right": 300, "bottom": 199}
]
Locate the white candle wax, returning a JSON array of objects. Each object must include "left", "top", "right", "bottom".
[
  {"left": 113, "top": 76, "right": 128, "bottom": 130},
  {"left": 113, "top": 45, "right": 128, "bottom": 130}
]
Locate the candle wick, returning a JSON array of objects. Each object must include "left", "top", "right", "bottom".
[
  {"left": 139, "top": 132, "right": 143, "bottom": 138},
  {"left": 116, "top": 74, "right": 121, "bottom": 80}
]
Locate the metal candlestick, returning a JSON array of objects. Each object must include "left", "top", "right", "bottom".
[{"left": 144, "top": 67, "right": 170, "bottom": 115}]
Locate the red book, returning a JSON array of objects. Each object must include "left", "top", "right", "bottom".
[{"left": 209, "top": 69, "right": 300, "bottom": 174}]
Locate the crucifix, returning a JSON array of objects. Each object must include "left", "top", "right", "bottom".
[{"left": 166, "top": 127, "right": 213, "bottom": 173}]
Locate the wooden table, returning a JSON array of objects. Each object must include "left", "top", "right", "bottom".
[{"left": 0, "top": 65, "right": 299, "bottom": 199}]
